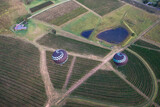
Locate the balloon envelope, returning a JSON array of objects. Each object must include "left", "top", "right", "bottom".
[
  {"left": 52, "top": 49, "right": 68, "bottom": 64},
  {"left": 113, "top": 52, "right": 128, "bottom": 66}
]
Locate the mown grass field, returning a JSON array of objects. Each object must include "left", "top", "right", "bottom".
[
  {"left": 129, "top": 45, "right": 160, "bottom": 79},
  {"left": 91, "top": 4, "right": 158, "bottom": 41},
  {"left": 37, "top": 33, "right": 110, "bottom": 57},
  {"left": 155, "top": 83, "right": 160, "bottom": 105},
  {"left": 116, "top": 50, "right": 154, "bottom": 97},
  {"left": 123, "top": 6, "right": 158, "bottom": 35},
  {"left": 76, "top": 0, "right": 124, "bottom": 16},
  {"left": 0, "top": 36, "right": 47, "bottom": 107},
  {"left": 144, "top": 23, "right": 160, "bottom": 43},
  {"left": 14, "top": 19, "right": 51, "bottom": 41},
  {"left": 67, "top": 57, "right": 100, "bottom": 88},
  {"left": 71, "top": 70, "right": 147, "bottom": 106},
  {"left": 133, "top": 40, "right": 160, "bottom": 50},
  {"left": 62, "top": 12, "right": 100, "bottom": 37}
]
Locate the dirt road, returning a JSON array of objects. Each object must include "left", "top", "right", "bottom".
[
  {"left": 55, "top": 48, "right": 123, "bottom": 105},
  {"left": 63, "top": 56, "right": 76, "bottom": 90}
]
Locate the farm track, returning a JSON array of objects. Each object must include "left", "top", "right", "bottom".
[
  {"left": 28, "top": 0, "right": 71, "bottom": 19},
  {"left": 126, "top": 48, "right": 159, "bottom": 106},
  {"left": 72, "top": 0, "right": 102, "bottom": 18},
  {"left": 131, "top": 44, "right": 160, "bottom": 52},
  {"left": 63, "top": 56, "right": 76, "bottom": 90},
  {"left": 55, "top": 48, "right": 124, "bottom": 105},
  {"left": 40, "top": 49, "right": 60, "bottom": 107},
  {"left": 33, "top": 19, "right": 111, "bottom": 50},
  {"left": 140, "top": 37, "right": 160, "bottom": 49}
]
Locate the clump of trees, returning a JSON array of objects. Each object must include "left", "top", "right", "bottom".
[
  {"left": 22, "top": 0, "right": 33, "bottom": 5},
  {"left": 143, "top": 0, "right": 160, "bottom": 7}
]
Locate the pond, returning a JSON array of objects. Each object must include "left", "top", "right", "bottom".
[
  {"left": 81, "top": 29, "right": 94, "bottom": 39},
  {"left": 97, "top": 27, "right": 129, "bottom": 44}
]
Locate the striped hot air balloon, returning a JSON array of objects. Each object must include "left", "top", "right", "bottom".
[
  {"left": 113, "top": 52, "right": 128, "bottom": 66},
  {"left": 52, "top": 49, "right": 68, "bottom": 65}
]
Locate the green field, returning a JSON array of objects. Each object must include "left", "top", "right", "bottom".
[
  {"left": 133, "top": 40, "right": 160, "bottom": 50},
  {"left": 155, "top": 83, "right": 160, "bottom": 105},
  {"left": 50, "top": 7, "right": 87, "bottom": 26},
  {"left": 67, "top": 57, "right": 100, "bottom": 88},
  {"left": 71, "top": 70, "right": 147, "bottom": 106},
  {"left": 124, "top": 6, "right": 158, "bottom": 35},
  {"left": 144, "top": 23, "right": 160, "bottom": 43},
  {"left": 129, "top": 45, "right": 160, "bottom": 79},
  {"left": 37, "top": 33, "right": 110, "bottom": 57},
  {"left": 14, "top": 19, "right": 51, "bottom": 41},
  {"left": 62, "top": 12, "right": 100, "bottom": 37},
  {"left": 46, "top": 51, "right": 73, "bottom": 89},
  {"left": 0, "top": 36, "right": 47, "bottom": 107},
  {"left": 117, "top": 50, "right": 154, "bottom": 97},
  {"left": 76, "top": 0, "right": 124, "bottom": 16}
]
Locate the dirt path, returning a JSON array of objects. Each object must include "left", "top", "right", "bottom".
[
  {"left": 55, "top": 48, "right": 123, "bottom": 105},
  {"left": 72, "top": 0, "right": 102, "bottom": 18},
  {"left": 63, "top": 56, "right": 76, "bottom": 90},
  {"left": 140, "top": 37, "right": 160, "bottom": 49},
  {"left": 127, "top": 48, "right": 159, "bottom": 106},
  {"left": 40, "top": 49, "right": 60, "bottom": 107},
  {"left": 132, "top": 44, "right": 160, "bottom": 52}
]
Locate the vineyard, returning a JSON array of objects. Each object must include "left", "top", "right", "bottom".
[
  {"left": 133, "top": 40, "right": 160, "bottom": 50},
  {"left": 46, "top": 51, "right": 73, "bottom": 89},
  {"left": 0, "top": 36, "right": 47, "bottom": 107},
  {"left": 70, "top": 70, "right": 147, "bottom": 106},
  {"left": 37, "top": 33, "right": 110, "bottom": 57},
  {"left": 144, "top": 23, "right": 160, "bottom": 43},
  {"left": 63, "top": 98, "right": 101, "bottom": 107},
  {"left": 30, "top": 1, "right": 53, "bottom": 13},
  {"left": 117, "top": 50, "right": 154, "bottom": 97},
  {"left": 155, "top": 83, "right": 160, "bottom": 105},
  {"left": 67, "top": 57, "right": 100, "bottom": 88},
  {"left": 129, "top": 45, "right": 160, "bottom": 79},
  {"left": 34, "top": 1, "right": 87, "bottom": 26},
  {"left": 76, "top": 0, "right": 124, "bottom": 16}
]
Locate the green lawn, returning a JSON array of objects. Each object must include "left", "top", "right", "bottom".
[
  {"left": 0, "top": 36, "right": 47, "bottom": 107},
  {"left": 144, "top": 23, "right": 160, "bottom": 43},
  {"left": 50, "top": 7, "right": 87, "bottom": 26},
  {"left": 46, "top": 51, "right": 73, "bottom": 89},
  {"left": 37, "top": 33, "right": 110, "bottom": 57},
  {"left": 129, "top": 45, "right": 160, "bottom": 79},
  {"left": 117, "top": 50, "right": 154, "bottom": 97},
  {"left": 71, "top": 70, "right": 147, "bottom": 106},
  {"left": 67, "top": 57, "right": 100, "bottom": 88},
  {"left": 62, "top": 12, "right": 100, "bottom": 37},
  {"left": 76, "top": 0, "right": 124, "bottom": 16}
]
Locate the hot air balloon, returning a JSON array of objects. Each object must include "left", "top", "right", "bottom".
[
  {"left": 52, "top": 49, "right": 68, "bottom": 65},
  {"left": 113, "top": 52, "right": 128, "bottom": 66}
]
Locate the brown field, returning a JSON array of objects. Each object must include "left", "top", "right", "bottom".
[{"left": 34, "top": 1, "right": 82, "bottom": 24}]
